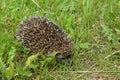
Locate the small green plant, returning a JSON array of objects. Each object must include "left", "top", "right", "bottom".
[
  {"left": 2, "top": 47, "right": 16, "bottom": 80},
  {"left": 40, "top": 51, "right": 57, "bottom": 68},
  {"left": 24, "top": 53, "right": 39, "bottom": 69},
  {"left": 79, "top": 43, "right": 90, "bottom": 49},
  {"left": 101, "top": 22, "right": 114, "bottom": 41},
  {"left": 24, "top": 51, "right": 57, "bottom": 69}
]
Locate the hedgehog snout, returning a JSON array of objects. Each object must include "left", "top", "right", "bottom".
[{"left": 55, "top": 51, "right": 73, "bottom": 65}]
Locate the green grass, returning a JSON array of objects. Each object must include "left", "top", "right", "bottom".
[{"left": 0, "top": 0, "right": 120, "bottom": 79}]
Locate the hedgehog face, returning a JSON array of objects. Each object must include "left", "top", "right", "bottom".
[
  {"left": 55, "top": 51, "right": 73, "bottom": 65},
  {"left": 55, "top": 51, "right": 73, "bottom": 59}
]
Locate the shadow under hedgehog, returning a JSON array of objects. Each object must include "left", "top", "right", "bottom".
[{"left": 16, "top": 16, "right": 74, "bottom": 65}]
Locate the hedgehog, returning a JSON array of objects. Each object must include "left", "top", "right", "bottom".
[{"left": 16, "top": 16, "right": 74, "bottom": 64}]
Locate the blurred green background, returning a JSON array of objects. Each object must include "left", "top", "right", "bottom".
[{"left": 0, "top": 0, "right": 120, "bottom": 79}]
